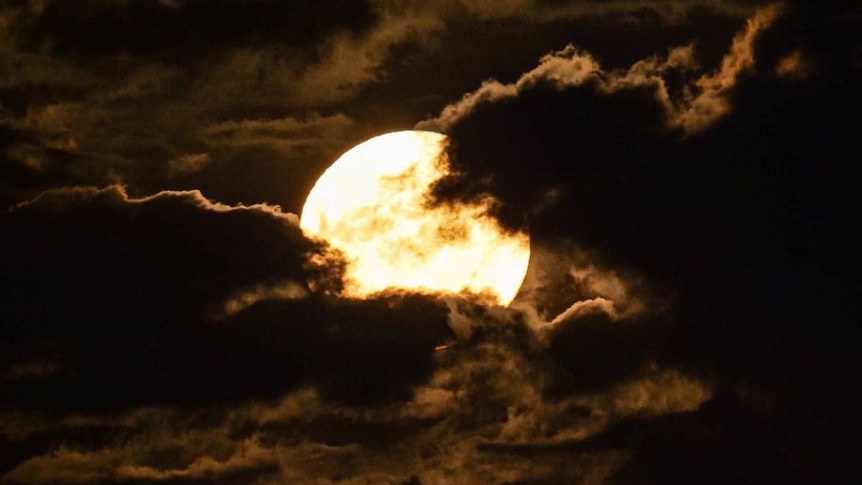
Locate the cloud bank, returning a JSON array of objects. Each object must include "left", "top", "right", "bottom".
[{"left": 2, "top": 1, "right": 860, "bottom": 484}]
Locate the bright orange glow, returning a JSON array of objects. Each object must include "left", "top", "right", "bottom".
[{"left": 300, "top": 130, "right": 530, "bottom": 305}]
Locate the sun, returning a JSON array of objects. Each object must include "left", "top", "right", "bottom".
[{"left": 300, "top": 130, "right": 530, "bottom": 306}]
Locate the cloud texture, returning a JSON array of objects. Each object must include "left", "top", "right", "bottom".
[{"left": 2, "top": 1, "right": 860, "bottom": 484}]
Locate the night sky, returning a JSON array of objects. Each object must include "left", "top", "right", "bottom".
[{"left": 1, "top": 1, "right": 860, "bottom": 484}]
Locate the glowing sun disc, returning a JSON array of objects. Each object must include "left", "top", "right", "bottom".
[{"left": 300, "top": 130, "right": 530, "bottom": 306}]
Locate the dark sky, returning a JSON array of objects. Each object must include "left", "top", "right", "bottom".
[{"left": 1, "top": 1, "right": 860, "bottom": 484}]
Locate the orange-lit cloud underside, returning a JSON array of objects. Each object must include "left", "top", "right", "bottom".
[{"left": 300, "top": 130, "right": 530, "bottom": 305}]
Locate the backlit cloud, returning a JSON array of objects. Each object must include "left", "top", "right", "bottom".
[
  {"left": 420, "top": 5, "right": 782, "bottom": 134},
  {"left": 1, "top": 1, "right": 859, "bottom": 484}
]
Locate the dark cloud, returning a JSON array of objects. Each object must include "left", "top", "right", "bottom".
[
  {"left": 479, "top": 390, "right": 824, "bottom": 484},
  {"left": 0, "top": 0, "right": 419, "bottom": 210},
  {"left": 0, "top": 0, "right": 755, "bottom": 212},
  {"left": 546, "top": 307, "right": 666, "bottom": 395},
  {"left": 421, "top": 6, "right": 860, "bottom": 481},
  {"left": 0, "top": 186, "right": 452, "bottom": 414},
  {"left": 1, "top": 186, "right": 307, "bottom": 408},
  {"left": 0, "top": 185, "right": 461, "bottom": 481},
  {"left": 6, "top": 0, "right": 374, "bottom": 62},
  {"left": 2, "top": 1, "right": 859, "bottom": 484}
]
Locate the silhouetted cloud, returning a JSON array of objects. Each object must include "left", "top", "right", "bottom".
[
  {"left": 1, "top": 1, "right": 859, "bottom": 484},
  {"left": 419, "top": 5, "right": 781, "bottom": 134},
  {"left": 0, "top": 186, "right": 452, "bottom": 413}
]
